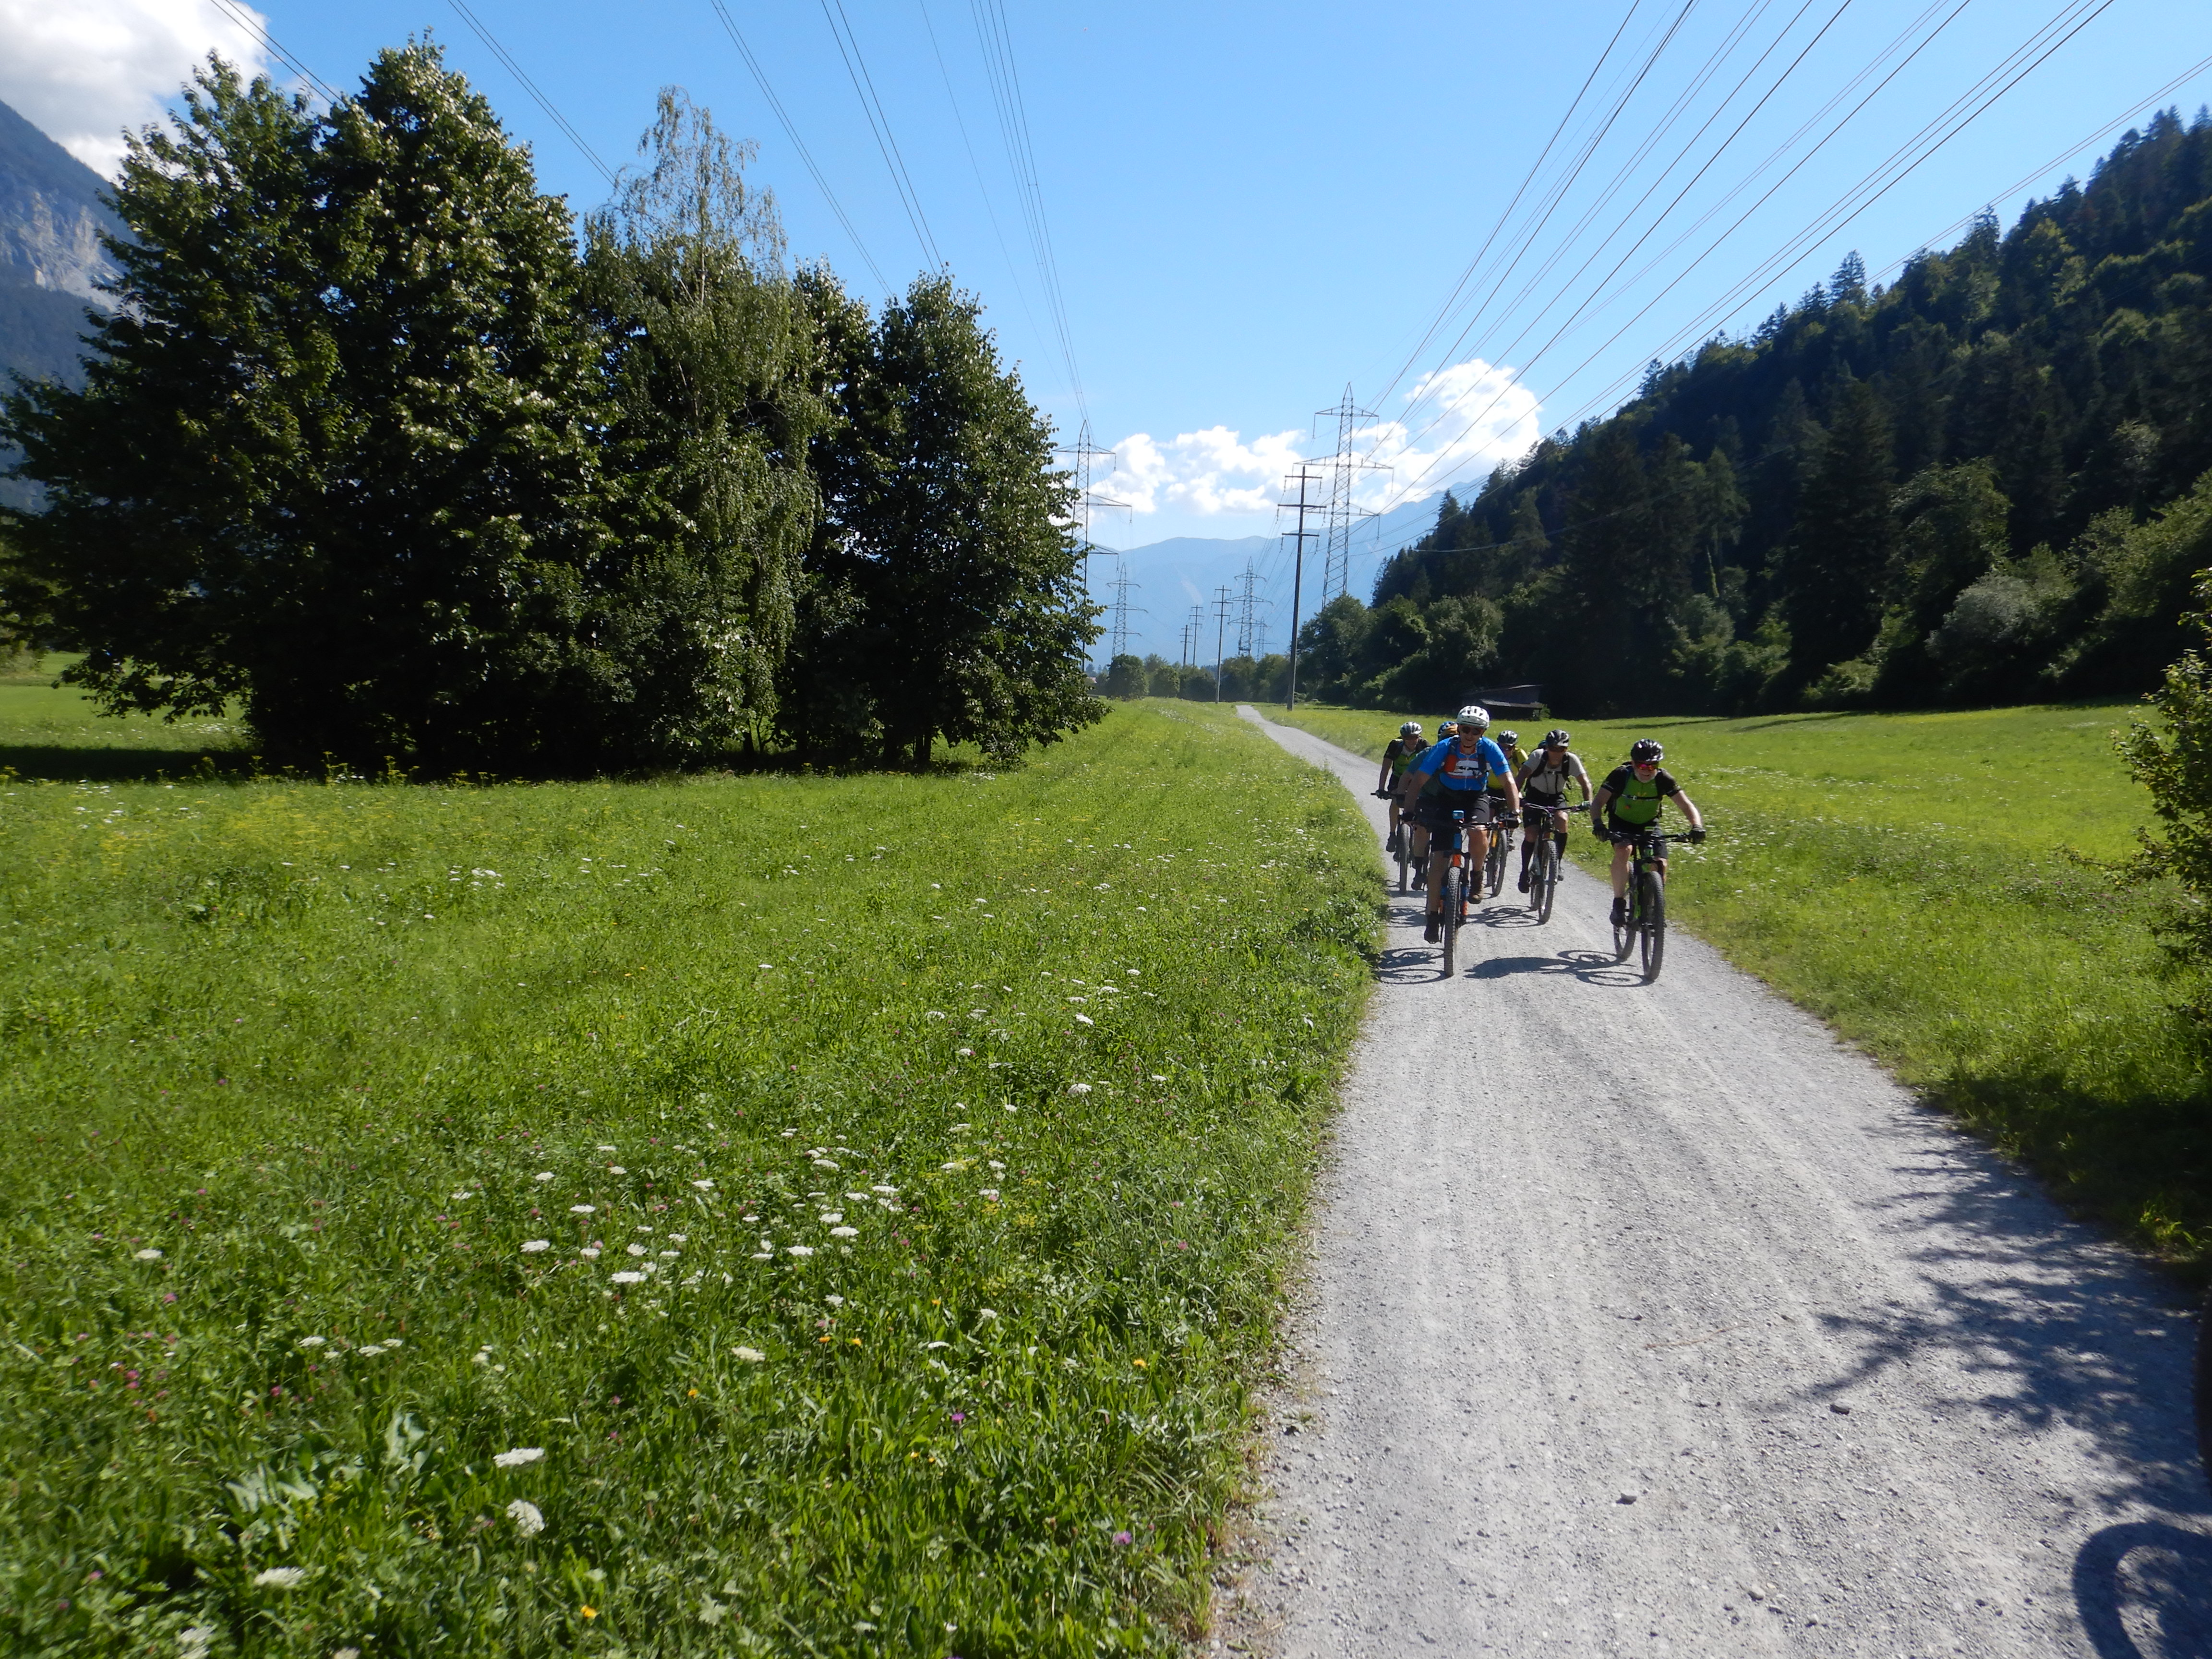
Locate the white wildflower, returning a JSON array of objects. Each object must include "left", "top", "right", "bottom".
[
  {"left": 472, "top": 1351, "right": 492, "bottom": 1366},
  {"left": 533, "top": 1172, "right": 554, "bottom": 1183},
  {"left": 692, "top": 1178, "right": 714, "bottom": 1190},
  {"left": 357, "top": 1344, "right": 385, "bottom": 1356},
  {"left": 612, "top": 1271, "right": 645, "bottom": 1284},
  {"left": 520, "top": 1240, "right": 550, "bottom": 1253},
  {"left": 626, "top": 1243, "right": 647, "bottom": 1257},
  {"left": 872, "top": 1184, "right": 898, "bottom": 1194},
  {"left": 297, "top": 1335, "right": 325, "bottom": 1348},
  {"left": 597, "top": 1144, "right": 617, "bottom": 1152},
  {"left": 1068, "top": 1082, "right": 1092, "bottom": 1095},
  {"left": 978, "top": 1308, "right": 998, "bottom": 1321},
  {"left": 669, "top": 1233, "right": 687, "bottom": 1243},
  {"left": 988, "top": 1160, "right": 1005, "bottom": 1170},
  {"left": 659, "top": 1249, "right": 679, "bottom": 1258},
  {"left": 979, "top": 1189, "right": 1001, "bottom": 1201},
  {"left": 580, "top": 1247, "right": 601, "bottom": 1259},
  {"left": 569, "top": 1204, "right": 595, "bottom": 1214},
  {"left": 732, "top": 1345, "right": 766, "bottom": 1362},
  {"left": 134, "top": 1248, "right": 162, "bottom": 1261},
  {"left": 825, "top": 1294, "right": 845, "bottom": 1306},
  {"left": 926, "top": 1010, "right": 947, "bottom": 1020},
  {"left": 925, "top": 1340, "right": 951, "bottom": 1350},
  {"left": 818, "top": 1212, "right": 843, "bottom": 1224},
  {"left": 846, "top": 1191, "right": 870, "bottom": 1200},
  {"left": 506, "top": 1498, "right": 545, "bottom": 1536},
  {"left": 493, "top": 1446, "right": 544, "bottom": 1467},
  {"left": 811, "top": 1158, "right": 839, "bottom": 1171},
  {"left": 178, "top": 1628, "right": 215, "bottom": 1659},
  {"left": 749, "top": 1252, "right": 772, "bottom": 1261},
  {"left": 780, "top": 1128, "right": 798, "bottom": 1137},
  {"left": 785, "top": 1245, "right": 815, "bottom": 1257},
  {"left": 1150, "top": 1074, "right": 1168, "bottom": 1082},
  {"left": 1074, "top": 1013, "right": 1094, "bottom": 1025},
  {"left": 252, "top": 1566, "right": 307, "bottom": 1588},
  {"left": 607, "top": 1165, "right": 626, "bottom": 1175},
  {"left": 451, "top": 1190, "right": 473, "bottom": 1200},
  {"left": 829, "top": 1226, "right": 858, "bottom": 1238},
  {"left": 956, "top": 1046, "right": 974, "bottom": 1056}
]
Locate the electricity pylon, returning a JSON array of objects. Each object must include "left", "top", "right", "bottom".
[{"left": 1311, "top": 385, "right": 1391, "bottom": 604}]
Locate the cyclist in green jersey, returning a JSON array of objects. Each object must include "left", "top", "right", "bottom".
[
  {"left": 1375, "top": 721, "right": 1425, "bottom": 854},
  {"left": 1590, "top": 738, "right": 1705, "bottom": 925}
]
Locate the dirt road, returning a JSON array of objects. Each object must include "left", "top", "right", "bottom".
[{"left": 1226, "top": 709, "right": 2211, "bottom": 1658}]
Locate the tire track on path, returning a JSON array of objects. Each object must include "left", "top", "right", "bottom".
[{"left": 1221, "top": 707, "right": 2210, "bottom": 1658}]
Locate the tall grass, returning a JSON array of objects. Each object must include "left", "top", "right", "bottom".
[
  {"left": 1, "top": 695, "right": 1377, "bottom": 1656},
  {"left": 1269, "top": 700, "right": 2208, "bottom": 1262}
]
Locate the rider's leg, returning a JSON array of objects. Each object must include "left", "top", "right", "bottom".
[{"left": 1466, "top": 826, "right": 1490, "bottom": 903}]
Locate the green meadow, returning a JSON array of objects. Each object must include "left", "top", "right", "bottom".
[
  {"left": 1269, "top": 699, "right": 2210, "bottom": 1262},
  {"left": 0, "top": 687, "right": 1378, "bottom": 1657}
]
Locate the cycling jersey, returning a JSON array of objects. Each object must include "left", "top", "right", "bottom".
[
  {"left": 1407, "top": 735, "right": 1511, "bottom": 797},
  {"left": 1383, "top": 736, "right": 1421, "bottom": 779},
  {"left": 1498, "top": 743, "right": 1529, "bottom": 776},
  {"left": 1599, "top": 763, "right": 1681, "bottom": 826},
  {"left": 1520, "top": 750, "right": 1590, "bottom": 805}
]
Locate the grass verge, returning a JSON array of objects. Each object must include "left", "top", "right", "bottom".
[
  {"left": 2, "top": 695, "right": 1377, "bottom": 1656},
  {"left": 1264, "top": 699, "right": 2209, "bottom": 1264}
]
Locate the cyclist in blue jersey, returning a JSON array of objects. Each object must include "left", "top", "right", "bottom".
[{"left": 1397, "top": 704, "right": 1522, "bottom": 942}]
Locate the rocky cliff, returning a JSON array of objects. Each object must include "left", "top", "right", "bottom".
[{"left": 0, "top": 96, "right": 120, "bottom": 509}]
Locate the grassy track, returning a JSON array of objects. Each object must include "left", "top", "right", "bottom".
[
  {"left": 1267, "top": 699, "right": 2210, "bottom": 1262},
  {"left": 1, "top": 693, "right": 1377, "bottom": 1656}
]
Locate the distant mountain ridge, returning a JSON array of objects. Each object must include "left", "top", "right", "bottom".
[{"left": 0, "top": 96, "right": 120, "bottom": 509}]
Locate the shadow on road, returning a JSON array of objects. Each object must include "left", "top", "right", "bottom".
[{"left": 2072, "top": 1521, "right": 2212, "bottom": 1657}]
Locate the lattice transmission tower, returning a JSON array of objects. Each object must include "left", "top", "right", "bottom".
[
  {"left": 1106, "top": 564, "right": 1142, "bottom": 663},
  {"left": 1311, "top": 385, "right": 1391, "bottom": 604},
  {"left": 1055, "top": 419, "right": 1128, "bottom": 668}
]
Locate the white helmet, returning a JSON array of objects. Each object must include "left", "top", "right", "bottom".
[{"left": 1456, "top": 704, "right": 1491, "bottom": 729}]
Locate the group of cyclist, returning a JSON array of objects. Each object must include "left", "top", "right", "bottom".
[{"left": 1377, "top": 705, "right": 1705, "bottom": 943}]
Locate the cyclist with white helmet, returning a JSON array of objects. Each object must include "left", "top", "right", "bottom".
[
  {"left": 1374, "top": 721, "right": 1427, "bottom": 867},
  {"left": 1515, "top": 728, "right": 1591, "bottom": 891},
  {"left": 1398, "top": 704, "right": 1521, "bottom": 942},
  {"left": 1590, "top": 737, "right": 1706, "bottom": 925}
]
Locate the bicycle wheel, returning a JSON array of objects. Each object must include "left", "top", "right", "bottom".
[
  {"left": 1611, "top": 869, "right": 1635, "bottom": 962},
  {"left": 1485, "top": 825, "right": 1508, "bottom": 897},
  {"left": 1639, "top": 869, "right": 1667, "bottom": 981},
  {"left": 1440, "top": 866, "right": 1460, "bottom": 975},
  {"left": 1532, "top": 838, "right": 1557, "bottom": 925},
  {"left": 2196, "top": 1280, "right": 2212, "bottom": 1491},
  {"left": 1395, "top": 823, "right": 1412, "bottom": 893}
]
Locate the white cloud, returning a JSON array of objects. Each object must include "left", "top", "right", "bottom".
[
  {"left": 1349, "top": 357, "right": 1544, "bottom": 514},
  {"left": 0, "top": 0, "right": 271, "bottom": 177},
  {"left": 1106, "top": 424, "right": 1310, "bottom": 518},
  {"left": 1102, "top": 357, "right": 1541, "bottom": 528}
]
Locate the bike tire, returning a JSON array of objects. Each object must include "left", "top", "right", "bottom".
[
  {"left": 1486, "top": 826, "right": 1508, "bottom": 898},
  {"left": 1441, "top": 866, "right": 1460, "bottom": 975},
  {"left": 1639, "top": 869, "right": 1667, "bottom": 981},
  {"left": 1611, "top": 877, "right": 1635, "bottom": 962},
  {"left": 1395, "top": 825, "right": 1412, "bottom": 893},
  {"left": 2197, "top": 1280, "right": 2212, "bottom": 1491},
  {"left": 1533, "top": 839, "right": 1557, "bottom": 925}
]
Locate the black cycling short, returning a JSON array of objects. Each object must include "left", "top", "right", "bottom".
[
  {"left": 1522, "top": 801, "right": 1573, "bottom": 836},
  {"left": 1415, "top": 794, "right": 1495, "bottom": 841}
]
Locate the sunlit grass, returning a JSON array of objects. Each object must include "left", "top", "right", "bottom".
[
  {"left": 1, "top": 697, "right": 1378, "bottom": 1656},
  {"left": 1269, "top": 699, "right": 2208, "bottom": 1261}
]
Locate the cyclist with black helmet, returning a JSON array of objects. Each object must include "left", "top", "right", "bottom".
[
  {"left": 1591, "top": 738, "right": 1705, "bottom": 926},
  {"left": 1515, "top": 729, "right": 1591, "bottom": 891},
  {"left": 1398, "top": 705, "right": 1521, "bottom": 942},
  {"left": 1375, "top": 721, "right": 1427, "bottom": 866},
  {"left": 1401, "top": 719, "right": 1457, "bottom": 886}
]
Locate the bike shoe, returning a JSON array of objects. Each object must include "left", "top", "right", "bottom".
[
  {"left": 1412, "top": 872, "right": 1426, "bottom": 890},
  {"left": 1610, "top": 897, "right": 1626, "bottom": 925},
  {"left": 1423, "top": 918, "right": 1441, "bottom": 944},
  {"left": 1516, "top": 869, "right": 1531, "bottom": 892}
]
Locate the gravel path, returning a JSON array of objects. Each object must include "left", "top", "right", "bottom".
[{"left": 1225, "top": 709, "right": 2211, "bottom": 1659}]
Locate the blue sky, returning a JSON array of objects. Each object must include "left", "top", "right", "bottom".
[{"left": 9, "top": 0, "right": 2212, "bottom": 643}]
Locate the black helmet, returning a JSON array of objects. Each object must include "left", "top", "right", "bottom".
[
  {"left": 1497, "top": 730, "right": 1519, "bottom": 746},
  {"left": 1630, "top": 738, "right": 1664, "bottom": 764},
  {"left": 1542, "top": 728, "right": 1571, "bottom": 748}
]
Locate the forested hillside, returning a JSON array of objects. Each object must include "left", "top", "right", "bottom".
[{"left": 1303, "top": 107, "right": 2212, "bottom": 717}]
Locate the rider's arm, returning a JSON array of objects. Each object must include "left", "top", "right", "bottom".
[
  {"left": 1672, "top": 789, "right": 1704, "bottom": 832},
  {"left": 1590, "top": 783, "right": 1612, "bottom": 822},
  {"left": 1570, "top": 755, "right": 1593, "bottom": 801}
]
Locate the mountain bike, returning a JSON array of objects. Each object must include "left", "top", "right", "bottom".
[
  {"left": 1376, "top": 791, "right": 1417, "bottom": 892},
  {"left": 1484, "top": 805, "right": 1516, "bottom": 898},
  {"left": 1607, "top": 827, "right": 1695, "bottom": 983},
  {"left": 2198, "top": 1279, "right": 2211, "bottom": 1489},
  {"left": 1522, "top": 801, "right": 1587, "bottom": 926},
  {"left": 1430, "top": 806, "right": 1480, "bottom": 976}
]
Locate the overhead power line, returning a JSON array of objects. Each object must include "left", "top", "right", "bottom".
[
  {"left": 705, "top": 0, "right": 894, "bottom": 296},
  {"left": 818, "top": 0, "right": 944, "bottom": 268},
  {"left": 206, "top": 0, "right": 344, "bottom": 105},
  {"left": 1371, "top": 0, "right": 1994, "bottom": 514},
  {"left": 445, "top": 0, "right": 616, "bottom": 185},
  {"left": 969, "top": 0, "right": 1088, "bottom": 421}
]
